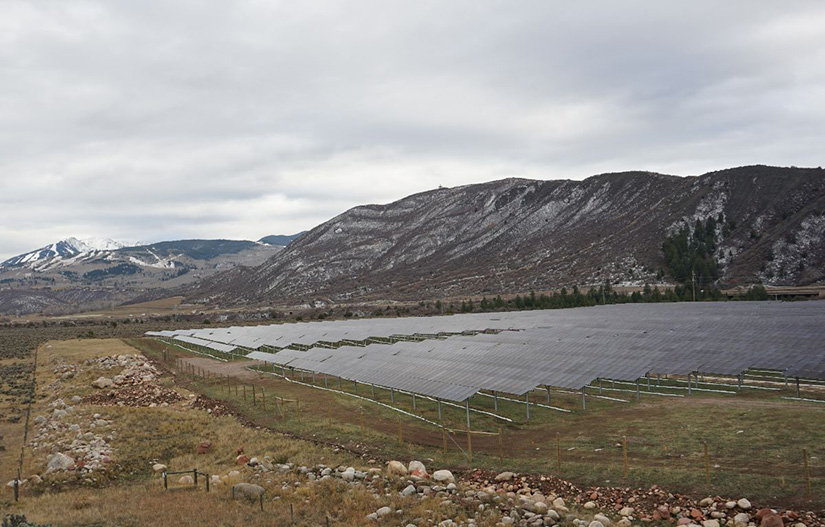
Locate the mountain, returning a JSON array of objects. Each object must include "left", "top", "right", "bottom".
[
  {"left": 0, "top": 238, "right": 282, "bottom": 315},
  {"left": 2, "top": 237, "right": 130, "bottom": 269},
  {"left": 189, "top": 165, "right": 825, "bottom": 306},
  {"left": 258, "top": 233, "right": 306, "bottom": 246}
]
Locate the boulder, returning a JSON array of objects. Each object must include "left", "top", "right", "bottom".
[
  {"left": 375, "top": 506, "right": 392, "bottom": 517},
  {"left": 46, "top": 453, "right": 74, "bottom": 474},
  {"left": 584, "top": 501, "right": 597, "bottom": 510},
  {"left": 495, "top": 471, "right": 516, "bottom": 482},
  {"left": 232, "top": 482, "right": 265, "bottom": 502},
  {"left": 733, "top": 513, "right": 750, "bottom": 527},
  {"left": 386, "top": 460, "right": 408, "bottom": 477},
  {"left": 594, "top": 514, "right": 612, "bottom": 526},
  {"left": 620, "top": 507, "right": 634, "bottom": 517},
  {"left": 617, "top": 519, "right": 631, "bottom": 527},
  {"left": 409, "top": 460, "right": 428, "bottom": 478},
  {"left": 533, "top": 502, "right": 548, "bottom": 514},
  {"left": 91, "top": 377, "right": 115, "bottom": 389},
  {"left": 152, "top": 463, "right": 167, "bottom": 473},
  {"left": 737, "top": 499, "right": 752, "bottom": 510},
  {"left": 702, "top": 521, "right": 720, "bottom": 527},
  {"left": 589, "top": 522, "right": 605, "bottom": 527},
  {"left": 197, "top": 440, "right": 212, "bottom": 454},
  {"left": 178, "top": 475, "right": 194, "bottom": 485},
  {"left": 236, "top": 454, "right": 250, "bottom": 465},
  {"left": 432, "top": 469, "right": 455, "bottom": 484},
  {"left": 755, "top": 509, "right": 782, "bottom": 527},
  {"left": 401, "top": 484, "right": 416, "bottom": 496}
]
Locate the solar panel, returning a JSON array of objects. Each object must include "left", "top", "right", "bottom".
[{"left": 148, "top": 301, "right": 825, "bottom": 402}]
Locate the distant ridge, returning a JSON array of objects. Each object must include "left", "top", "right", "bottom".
[{"left": 259, "top": 233, "right": 306, "bottom": 246}]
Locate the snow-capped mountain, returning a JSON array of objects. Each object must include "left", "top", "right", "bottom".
[
  {"left": 1, "top": 237, "right": 131, "bottom": 270},
  {"left": 0, "top": 237, "right": 286, "bottom": 314}
]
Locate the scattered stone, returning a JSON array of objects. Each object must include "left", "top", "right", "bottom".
[
  {"left": 178, "top": 475, "right": 194, "bottom": 485},
  {"left": 91, "top": 377, "right": 115, "bottom": 389},
  {"left": 197, "top": 440, "right": 212, "bottom": 454},
  {"left": 433, "top": 470, "right": 455, "bottom": 484},
  {"left": 703, "top": 520, "right": 721, "bottom": 527},
  {"left": 236, "top": 455, "right": 250, "bottom": 465},
  {"left": 594, "top": 514, "right": 611, "bottom": 526},
  {"left": 620, "top": 507, "right": 634, "bottom": 517},
  {"left": 152, "top": 463, "right": 167, "bottom": 473},
  {"left": 46, "top": 453, "right": 74, "bottom": 474},
  {"left": 496, "top": 471, "right": 516, "bottom": 482},
  {"left": 584, "top": 501, "right": 597, "bottom": 510},
  {"left": 737, "top": 499, "right": 752, "bottom": 511},
  {"left": 232, "top": 483, "right": 265, "bottom": 502},
  {"left": 402, "top": 484, "right": 416, "bottom": 496},
  {"left": 375, "top": 506, "right": 392, "bottom": 517},
  {"left": 387, "top": 460, "right": 408, "bottom": 477},
  {"left": 409, "top": 460, "right": 428, "bottom": 478}
]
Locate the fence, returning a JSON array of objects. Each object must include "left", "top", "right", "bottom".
[{"left": 159, "top": 349, "right": 825, "bottom": 504}]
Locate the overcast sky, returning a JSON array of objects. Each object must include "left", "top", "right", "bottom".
[{"left": 1, "top": 1, "right": 824, "bottom": 260}]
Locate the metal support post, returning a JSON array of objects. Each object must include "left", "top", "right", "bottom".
[
  {"left": 465, "top": 398, "right": 471, "bottom": 429},
  {"left": 636, "top": 379, "right": 640, "bottom": 401},
  {"left": 437, "top": 398, "right": 442, "bottom": 420},
  {"left": 581, "top": 386, "right": 587, "bottom": 410},
  {"left": 493, "top": 391, "right": 498, "bottom": 411},
  {"left": 546, "top": 386, "right": 551, "bottom": 403},
  {"left": 390, "top": 388, "right": 395, "bottom": 403},
  {"left": 796, "top": 377, "right": 801, "bottom": 398},
  {"left": 412, "top": 393, "right": 416, "bottom": 410}
]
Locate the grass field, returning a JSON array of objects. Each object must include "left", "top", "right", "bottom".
[
  {"left": 127, "top": 337, "right": 825, "bottom": 509},
  {"left": 2, "top": 334, "right": 824, "bottom": 526}
]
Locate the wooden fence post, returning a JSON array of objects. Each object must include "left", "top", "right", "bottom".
[
  {"left": 467, "top": 430, "right": 473, "bottom": 464},
  {"left": 803, "top": 448, "right": 812, "bottom": 494},
  {"left": 703, "top": 441, "right": 710, "bottom": 486},
  {"left": 556, "top": 433, "right": 562, "bottom": 472},
  {"left": 622, "top": 436, "right": 628, "bottom": 479}
]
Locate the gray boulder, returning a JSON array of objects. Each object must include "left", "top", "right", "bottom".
[{"left": 232, "top": 483, "right": 265, "bottom": 502}]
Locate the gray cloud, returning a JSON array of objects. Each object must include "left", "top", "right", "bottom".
[{"left": 1, "top": 1, "right": 824, "bottom": 259}]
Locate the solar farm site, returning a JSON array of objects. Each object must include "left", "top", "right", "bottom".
[{"left": 147, "top": 301, "right": 825, "bottom": 421}]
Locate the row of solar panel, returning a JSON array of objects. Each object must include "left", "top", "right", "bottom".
[{"left": 149, "top": 301, "right": 825, "bottom": 402}]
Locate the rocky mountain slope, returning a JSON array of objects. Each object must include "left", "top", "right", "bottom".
[
  {"left": 0, "top": 237, "right": 292, "bottom": 315},
  {"left": 190, "top": 165, "right": 825, "bottom": 306}
]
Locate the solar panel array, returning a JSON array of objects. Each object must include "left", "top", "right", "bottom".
[{"left": 148, "top": 301, "right": 825, "bottom": 402}]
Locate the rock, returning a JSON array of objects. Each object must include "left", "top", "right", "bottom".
[
  {"left": 617, "top": 519, "right": 631, "bottom": 527},
  {"left": 755, "top": 509, "right": 782, "bottom": 527},
  {"left": 589, "top": 522, "right": 605, "bottom": 527},
  {"left": 433, "top": 469, "right": 455, "bottom": 483},
  {"left": 702, "top": 521, "right": 720, "bottom": 527},
  {"left": 733, "top": 513, "right": 750, "bottom": 526},
  {"left": 409, "top": 460, "right": 428, "bottom": 478},
  {"left": 366, "top": 513, "right": 379, "bottom": 521},
  {"left": 387, "top": 460, "right": 408, "bottom": 477},
  {"left": 33, "top": 416, "right": 46, "bottom": 425},
  {"left": 197, "top": 440, "right": 212, "bottom": 454},
  {"left": 152, "top": 463, "right": 167, "bottom": 473},
  {"left": 726, "top": 502, "right": 737, "bottom": 510},
  {"left": 29, "top": 475, "right": 42, "bottom": 484},
  {"left": 546, "top": 509, "right": 560, "bottom": 521},
  {"left": 594, "top": 514, "right": 611, "bottom": 526},
  {"left": 178, "top": 475, "right": 194, "bottom": 485},
  {"left": 691, "top": 509, "right": 705, "bottom": 520},
  {"left": 401, "top": 484, "right": 416, "bottom": 496},
  {"left": 91, "top": 377, "right": 115, "bottom": 389},
  {"left": 584, "top": 501, "right": 597, "bottom": 510},
  {"left": 620, "top": 507, "right": 634, "bottom": 517},
  {"left": 496, "top": 471, "right": 516, "bottom": 482},
  {"left": 341, "top": 467, "right": 355, "bottom": 482},
  {"left": 533, "top": 502, "right": 548, "bottom": 514},
  {"left": 46, "top": 453, "right": 74, "bottom": 473},
  {"left": 737, "top": 499, "right": 751, "bottom": 511},
  {"left": 232, "top": 483, "right": 265, "bottom": 502},
  {"left": 700, "top": 498, "right": 715, "bottom": 507},
  {"left": 375, "top": 506, "right": 392, "bottom": 517},
  {"left": 236, "top": 455, "right": 250, "bottom": 465},
  {"left": 226, "top": 470, "right": 241, "bottom": 482}
]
